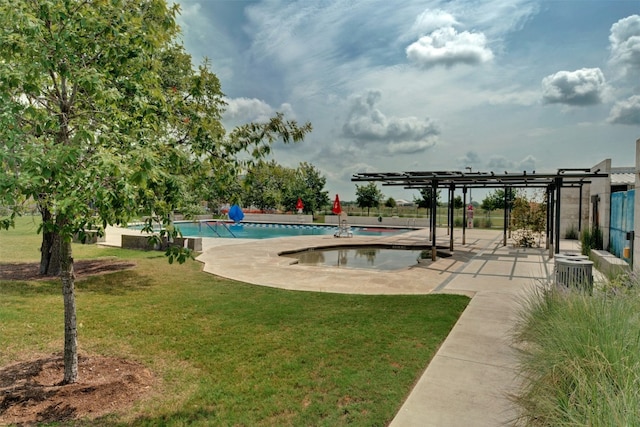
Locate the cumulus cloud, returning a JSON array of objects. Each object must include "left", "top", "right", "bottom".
[
  {"left": 541, "top": 68, "right": 606, "bottom": 106},
  {"left": 342, "top": 90, "right": 440, "bottom": 154},
  {"left": 406, "top": 27, "right": 494, "bottom": 68},
  {"left": 608, "top": 95, "right": 640, "bottom": 125},
  {"left": 223, "top": 97, "right": 294, "bottom": 123},
  {"left": 609, "top": 15, "right": 640, "bottom": 76},
  {"left": 487, "top": 155, "right": 514, "bottom": 171},
  {"left": 486, "top": 155, "right": 536, "bottom": 172},
  {"left": 409, "top": 9, "right": 459, "bottom": 35},
  {"left": 516, "top": 155, "right": 536, "bottom": 172},
  {"left": 458, "top": 151, "right": 482, "bottom": 170}
]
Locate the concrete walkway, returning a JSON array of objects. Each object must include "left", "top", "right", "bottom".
[{"left": 105, "top": 225, "right": 578, "bottom": 426}]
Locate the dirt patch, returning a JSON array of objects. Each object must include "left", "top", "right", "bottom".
[
  {"left": 0, "top": 354, "right": 154, "bottom": 425},
  {"left": 0, "top": 259, "right": 136, "bottom": 282}
]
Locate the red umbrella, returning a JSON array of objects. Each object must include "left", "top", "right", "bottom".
[
  {"left": 332, "top": 194, "right": 342, "bottom": 214},
  {"left": 296, "top": 198, "right": 304, "bottom": 212}
]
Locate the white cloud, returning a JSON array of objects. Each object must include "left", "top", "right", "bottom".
[
  {"left": 608, "top": 95, "right": 640, "bottom": 125},
  {"left": 541, "top": 68, "right": 606, "bottom": 106},
  {"left": 487, "top": 155, "right": 514, "bottom": 171},
  {"left": 486, "top": 88, "right": 540, "bottom": 106},
  {"left": 485, "top": 155, "right": 535, "bottom": 172},
  {"left": 342, "top": 91, "right": 440, "bottom": 154},
  {"left": 406, "top": 27, "right": 494, "bottom": 68},
  {"left": 458, "top": 151, "right": 482, "bottom": 169},
  {"left": 609, "top": 14, "right": 640, "bottom": 76},
  {"left": 516, "top": 155, "right": 536, "bottom": 172},
  {"left": 409, "top": 9, "right": 459, "bottom": 36},
  {"left": 223, "top": 97, "right": 294, "bottom": 123}
]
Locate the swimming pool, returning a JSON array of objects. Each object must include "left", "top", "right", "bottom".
[
  {"left": 284, "top": 247, "right": 426, "bottom": 270},
  {"left": 282, "top": 245, "right": 452, "bottom": 271},
  {"left": 130, "top": 221, "right": 414, "bottom": 239}
]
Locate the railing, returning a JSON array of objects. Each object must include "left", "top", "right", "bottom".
[{"left": 205, "top": 221, "right": 237, "bottom": 238}]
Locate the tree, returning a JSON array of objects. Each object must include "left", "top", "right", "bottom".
[
  {"left": 510, "top": 191, "right": 547, "bottom": 247},
  {"left": 385, "top": 197, "right": 397, "bottom": 208},
  {"left": 243, "top": 161, "right": 329, "bottom": 215},
  {"left": 453, "top": 195, "right": 464, "bottom": 210},
  {"left": 414, "top": 187, "right": 441, "bottom": 209},
  {"left": 355, "top": 182, "right": 384, "bottom": 216},
  {"left": 281, "top": 162, "right": 330, "bottom": 215},
  {"left": 0, "top": 0, "right": 311, "bottom": 384},
  {"left": 481, "top": 189, "right": 515, "bottom": 211},
  {"left": 243, "top": 160, "right": 290, "bottom": 211}
]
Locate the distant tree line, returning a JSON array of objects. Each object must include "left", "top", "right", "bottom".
[{"left": 209, "top": 160, "right": 330, "bottom": 215}]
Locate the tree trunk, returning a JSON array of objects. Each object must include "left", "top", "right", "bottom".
[
  {"left": 60, "top": 238, "right": 78, "bottom": 384},
  {"left": 39, "top": 206, "right": 61, "bottom": 276}
]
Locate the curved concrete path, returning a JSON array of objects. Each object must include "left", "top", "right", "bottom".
[
  {"left": 106, "top": 225, "right": 574, "bottom": 426},
  {"left": 196, "top": 228, "right": 479, "bottom": 295}
]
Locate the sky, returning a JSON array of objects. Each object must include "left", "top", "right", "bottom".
[{"left": 174, "top": 0, "right": 640, "bottom": 202}]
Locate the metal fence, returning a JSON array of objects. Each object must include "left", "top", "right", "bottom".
[{"left": 609, "top": 189, "right": 634, "bottom": 262}]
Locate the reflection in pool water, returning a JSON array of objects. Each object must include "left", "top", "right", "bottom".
[{"left": 286, "top": 247, "right": 429, "bottom": 271}]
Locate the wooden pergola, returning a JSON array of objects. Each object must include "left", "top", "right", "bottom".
[{"left": 352, "top": 169, "right": 609, "bottom": 260}]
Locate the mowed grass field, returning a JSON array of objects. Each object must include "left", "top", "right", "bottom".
[{"left": 0, "top": 217, "right": 469, "bottom": 426}]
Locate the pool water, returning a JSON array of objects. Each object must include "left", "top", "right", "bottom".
[
  {"left": 285, "top": 247, "right": 428, "bottom": 271},
  {"left": 129, "top": 221, "right": 413, "bottom": 239}
]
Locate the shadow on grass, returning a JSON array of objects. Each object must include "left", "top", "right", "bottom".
[
  {"left": 0, "top": 269, "right": 150, "bottom": 297},
  {"left": 0, "top": 280, "right": 60, "bottom": 296},
  {"left": 76, "top": 270, "right": 152, "bottom": 295},
  {"left": 113, "top": 408, "right": 220, "bottom": 427}
]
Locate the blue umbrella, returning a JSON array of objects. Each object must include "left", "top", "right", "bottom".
[{"left": 228, "top": 204, "right": 244, "bottom": 222}]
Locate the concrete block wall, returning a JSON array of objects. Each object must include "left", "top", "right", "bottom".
[
  {"left": 589, "top": 158, "right": 612, "bottom": 250},
  {"left": 559, "top": 186, "right": 590, "bottom": 239},
  {"left": 324, "top": 215, "right": 430, "bottom": 228}
]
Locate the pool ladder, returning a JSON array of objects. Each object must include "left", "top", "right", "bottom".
[{"left": 202, "top": 221, "right": 237, "bottom": 238}]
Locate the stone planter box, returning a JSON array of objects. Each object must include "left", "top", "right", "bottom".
[{"left": 121, "top": 235, "right": 202, "bottom": 252}]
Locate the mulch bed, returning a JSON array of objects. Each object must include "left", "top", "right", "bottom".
[{"left": 0, "top": 259, "right": 152, "bottom": 425}]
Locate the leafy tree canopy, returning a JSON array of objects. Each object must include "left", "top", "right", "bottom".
[
  {"left": 385, "top": 197, "right": 396, "bottom": 208},
  {"left": 414, "top": 187, "right": 441, "bottom": 209},
  {"left": 242, "top": 161, "right": 329, "bottom": 214},
  {"left": 355, "top": 182, "right": 384, "bottom": 215},
  {"left": 481, "top": 189, "right": 516, "bottom": 211},
  {"left": 0, "top": 0, "right": 311, "bottom": 383}
]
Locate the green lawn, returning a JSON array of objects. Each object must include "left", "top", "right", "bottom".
[{"left": 0, "top": 217, "right": 469, "bottom": 426}]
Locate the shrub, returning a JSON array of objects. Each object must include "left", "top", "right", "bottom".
[
  {"left": 564, "top": 224, "right": 578, "bottom": 240},
  {"left": 483, "top": 217, "right": 493, "bottom": 229},
  {"left": 580, "top": 227, "right": 604, "bottom": 256},
  {"left": 513, "top": 280, "right": 640, "bottom": 426},
  {"left": 513, "top": 228, "right": 537, "bottom": 247}
]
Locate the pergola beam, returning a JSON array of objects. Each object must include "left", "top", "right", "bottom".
[{"left": 351, "top": 168, "right": 609, "bottom": 257}]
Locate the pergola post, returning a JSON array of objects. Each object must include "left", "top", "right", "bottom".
[
  {"left": 555, "top": 177, "right": 562, "bottom": 255},
  {"left": 462, "top": 187, "right": 467, "bottom": 245},
  {"left": 548, "top": 183, "right": 555, "bottom": 258},
  {"left": 545, "top": 185, "right": 552, "bottom": 250},
  {"left": 578, "top": 183, "right": 583, "bottom": 233},
  {"left": 503, "top": 186, "right": 508, "bottom": 246},
  {"left": 431, "top": 181, "right": 438, "bottom": 261},
  {"left": 449, "top": 185, "right": 454, "bottom": 251}
]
